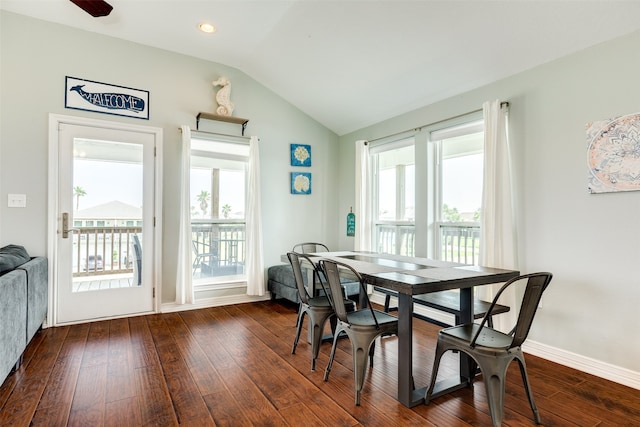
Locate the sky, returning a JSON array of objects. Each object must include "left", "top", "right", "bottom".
[{"left": 74, "top": 159, "right": 143, "bottom": 210}]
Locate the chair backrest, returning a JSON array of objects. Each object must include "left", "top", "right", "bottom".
[
  {"left": 292, "top": 242, "right": 329, "bottom": 254},
  {"left": 472, "top": 272, "right": 553, "bottom": 349},
  {"left": 287, "top": 252, "right": 325, "bottom": 305},
  {"left": 320, "top": 259, "right": 380, "bottom": 329}
]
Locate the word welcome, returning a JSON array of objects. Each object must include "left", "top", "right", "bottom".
[{"left": 70, "top": 85, "right": 145, "bottom": 112}]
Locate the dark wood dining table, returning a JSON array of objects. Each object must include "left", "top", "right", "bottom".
[{"left": 303, "top": 251, "right": 519, "bottom": 408}]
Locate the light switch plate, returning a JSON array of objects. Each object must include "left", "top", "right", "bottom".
[{"left": 8, "top": 193, "right": 27, "bottom": 208}]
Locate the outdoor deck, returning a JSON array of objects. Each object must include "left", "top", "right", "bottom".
[{"left": 72, "top": 273, "right": 136, "bottom": 292}]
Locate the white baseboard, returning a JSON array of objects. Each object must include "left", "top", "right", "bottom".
[
  {"left": 161, "top": 293, "right": 271, "bottom": 313},
  {"left": 523, "top": 340, "right": 640, "bottom": 390}
]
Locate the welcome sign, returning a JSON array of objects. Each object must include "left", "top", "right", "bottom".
[{"left": 65, "top": 76, "right": 149, "bottom": 120}]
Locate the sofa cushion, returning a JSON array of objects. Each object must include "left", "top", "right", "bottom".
[{"left": 0, "top": 245, "right": 30, "bottom": 275}]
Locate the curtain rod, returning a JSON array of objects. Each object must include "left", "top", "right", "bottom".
[
  {"left": 365, "top": 101, "right": 509, "bottom": 145},
  {"left": 178, "top": 127, "right": 252, "bottom": 143}
]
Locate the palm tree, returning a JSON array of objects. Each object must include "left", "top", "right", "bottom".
[
  {"left": 73, "top": 186, "right": 87, "bottom": 210},
  {"left": 196, "top": 190, "right": 210, "bottom": 216},
  {"left": 222, "top": 204, "right": 232, "bottom": 218}
]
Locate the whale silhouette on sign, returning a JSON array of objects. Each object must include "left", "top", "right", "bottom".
[{"left": 70, "top": 85, "right": 145, "bottom": 113}]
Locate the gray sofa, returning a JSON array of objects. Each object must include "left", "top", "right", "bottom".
[
  {"left": 0, "top": 245, "right": 48, "bottom": 386},
  {"left": 267, "top": 263, "right": 361, "bottom": 303}
]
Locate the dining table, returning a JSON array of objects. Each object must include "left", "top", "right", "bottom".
[{"left": 294, "top": 250, "right": 520, "bottom": 408}]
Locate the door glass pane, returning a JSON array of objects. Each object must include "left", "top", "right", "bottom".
[{"left": 72, "top": 139, "right": 143, "bottom": 291}]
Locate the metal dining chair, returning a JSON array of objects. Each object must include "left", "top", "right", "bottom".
[
  {"left": 287, "top": 252, "right": 355, "bottom": 371},
  {"left": 425, "top": 272, "right": 553, "bottom": 427},
  {"left": 319, "top": 259, "right": 398, "bottom": 405},
  {"left": 292, "top": 242, "right": 329, "bottom": 254}
]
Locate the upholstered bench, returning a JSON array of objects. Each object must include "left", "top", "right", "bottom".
[{"left": 268, "top": 264, "right": 360, "bottom": 304}]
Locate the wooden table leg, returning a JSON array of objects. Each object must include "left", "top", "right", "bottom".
[
  {"left": 458, "top": 287, "right": 475, "bottom": 382},
  {"left": 397, "top": 293, "right": 425, "bottom": 407}
]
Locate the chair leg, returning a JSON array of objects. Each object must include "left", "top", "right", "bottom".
[
  {"left": 309, "top": 311, "right": 332, "bottom": 371},
  {"left": 516, "top": 355, "right": 541, "bottom": 424},
  {"left": 484, "top": 372, "right": 505, "bottom": 427},
  {"left": 476, "top": 354, "right": 511, "bottom": 427},
  {"left": 425, "top": 340, "right": 447, "bottom": 404},
  {"left": 352, "top": 332, "right": 378, "bottom": 406},
  {"left": 369, "top": 340, "right": 375, "bottom": 367},
  {"left": 324, "top": 326, "right": 342, "bottom": 382},
  {"left": 291, "top": 309, "right": 305, "bottom": 355}
]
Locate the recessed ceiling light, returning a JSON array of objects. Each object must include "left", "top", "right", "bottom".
[{"left": 199, "top": 22, "right": 216, "bottom": 34}]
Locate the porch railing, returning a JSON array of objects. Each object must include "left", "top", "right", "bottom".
[
  {"left": 375, "top": 224, "right": 416, "bottom": 257},
  {"left": 73, "top": 227, "right": 141, "bottom": 276},
  {"left": 374, "top": 223, "right": 481, "bottom": 265},
  {"left": 191, "top": 221, "right": 246, "bottom": 278},
  {"left": 74, "top": 221, "right": 248, "bottom": 279},
  {"left": 438, "top": 223, "right": 480, "bottom": 265}
]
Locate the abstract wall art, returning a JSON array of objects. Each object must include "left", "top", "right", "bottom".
[{"left": 587, "top": 112, "right": 640, "bottom": 194}]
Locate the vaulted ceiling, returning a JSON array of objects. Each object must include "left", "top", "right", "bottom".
[{"left": 3, "top": 1, "right": 640, "bottom": 135}]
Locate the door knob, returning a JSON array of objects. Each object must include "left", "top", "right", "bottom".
[{"left": 62, "top": 212, "right": 78, "bottom": 238}]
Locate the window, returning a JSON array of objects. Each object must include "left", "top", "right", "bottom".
[
  {"left": 431, "top": 119, "right": 484, "bottom": 264},
  {"left": 366, "top": 115, "right": 483, "bottom": 264},
  {"left": 190, "top": 136, "right": 248, "bottom": 284},
  {"left": 371, "top": 138, "right": 415, "bottom": 256}
]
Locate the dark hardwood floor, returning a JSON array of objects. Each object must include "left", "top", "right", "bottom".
[{"left": 1, "top": 299, "right": 639, "bottom": 426}]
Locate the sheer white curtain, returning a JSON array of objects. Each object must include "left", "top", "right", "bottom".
[
  {"left": 354, "top": 140, "right": 371, "bottom": 251},
  {"left": 479, "top": 100, "right": 518, "bottom": 331},
  {"left": 176, "top": 125, "right": 194, "bottom": 304},
  {"left": 246, "top": 136, "right": 265, "bottom": 296}
]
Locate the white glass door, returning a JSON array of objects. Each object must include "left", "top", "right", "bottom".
[{"left": 55, "top": 120, "right": 157, "bottom": 324}]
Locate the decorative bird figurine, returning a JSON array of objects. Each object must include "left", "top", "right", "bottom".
[{"left": 212, "top": 76, "right": 234, "bottom": 116}]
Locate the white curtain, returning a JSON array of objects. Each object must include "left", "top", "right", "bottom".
[
  {"left": 479, "top": 100, "right": 518, "bottom": 332},
  {"left": 176, "top": 125, "right": 194, "bottom": 304},
  {"left": 246, "top": 136, "right": 265, "bottom": 296},
  {"left": 354, "top": 140, "right": 371, "bottom": 251}
]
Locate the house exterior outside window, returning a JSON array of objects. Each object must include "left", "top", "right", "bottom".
[
  {"left": 190, "top": 137, "right": 248, "bottom": 285},
  {"left": 367, "top": 114, "right": 483, "bottom": 265}
]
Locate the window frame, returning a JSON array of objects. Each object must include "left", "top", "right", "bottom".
[
  {"left": 370, "top": 136, "right": 416, "bottom": 256},
  {"left": 429, "top": 116, "right": 484, "bottom": 264},
  {"left": 189, "top": 133, "right": 250, "bottom": 287}
]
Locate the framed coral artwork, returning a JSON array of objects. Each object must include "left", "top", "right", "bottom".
[
  {"left": 291, "top": 172, "right": 312, "bottom": 195},
  {"left": 290, "top": 144, "right": 311, "bottom": 166}
]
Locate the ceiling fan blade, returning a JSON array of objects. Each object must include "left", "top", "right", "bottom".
[{"left": 69, "top": 0, "right": 113, "bottom": 17}]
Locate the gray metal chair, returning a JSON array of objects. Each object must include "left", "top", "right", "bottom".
[
  {"left": 292, "top": 242, "right": 329, "bottom": 254},
  {"left": 425, "top": 272, "right": 553, "bottom": 427},
  {"left": 320, "top": 259, "right": 398, "bottom": 405},
  {"left": 287, "top": 252, "right": 354, "bottom": 371}
]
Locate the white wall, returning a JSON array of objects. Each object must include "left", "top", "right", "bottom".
[
  {"left": 0, "top": 11, "right": 340, "bottom": 303},
  {"left": 337, "top": 30, "right": 640, "bottom": 378}
]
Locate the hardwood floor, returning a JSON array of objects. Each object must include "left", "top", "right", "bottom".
[{"left": 1, "top": 300, "right": 639, "bottom": 426}]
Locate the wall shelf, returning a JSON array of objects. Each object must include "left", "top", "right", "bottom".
[{"left": 196, "top": 112, "right": 249, "bottom": 135}]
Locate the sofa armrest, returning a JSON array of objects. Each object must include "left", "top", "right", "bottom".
[
  {"left": 17, "top": 257, "right": 48, "bottom": 341},
  {"left": 0, "top": 270, "right": 27, "bottom": 385}
]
